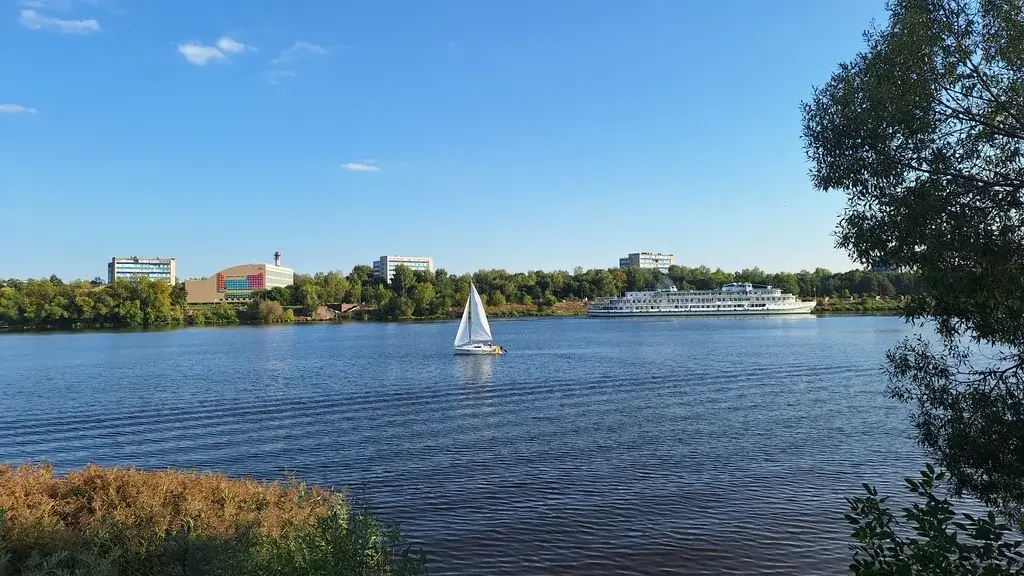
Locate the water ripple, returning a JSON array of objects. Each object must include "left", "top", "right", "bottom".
[{"left": 0, "top": 317, "right": 927, "bottom": 575}]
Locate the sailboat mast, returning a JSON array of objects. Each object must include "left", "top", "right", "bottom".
[{"left": 468, "top": 284, "right": 473, "bottom": 342}]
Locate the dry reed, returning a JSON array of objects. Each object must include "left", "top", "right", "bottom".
[
  {"left": 0, "top": 463, "right": 426, "bottom": 575},
  {"left": 0, "top": 462, "right": 338, "bottom": 542}
]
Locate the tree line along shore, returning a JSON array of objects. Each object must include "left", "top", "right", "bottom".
[{"left": 0, "top": 264, "right": 914, "bottom": 330}]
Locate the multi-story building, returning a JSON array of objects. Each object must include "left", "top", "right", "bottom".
[
  {"left": 107, "top": 256, "right": 176, "bottom": 284},
  {"left": 184, "top": 252, "right": 294, "bottom": 304},
  {"left": 373, "top": 255, "right": 434, "bottom": 283},
  {"left": 618, "top": 252, "right": 674, "bottom": 274}
]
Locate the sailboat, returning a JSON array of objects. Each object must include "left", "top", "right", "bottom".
[{"left": 454, "top": 282, "right": 504, "bottom": 355}]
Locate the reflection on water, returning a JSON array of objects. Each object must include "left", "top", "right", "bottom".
[
  {"left": 0, "top": 317, "right": 929, "bottom": 575},
  {"left": 454, "top": 355, "right": 495, "bottom": 386}
]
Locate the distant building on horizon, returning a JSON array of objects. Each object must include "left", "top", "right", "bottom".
[
  {"left": 373, "top": 255, "right": 434, "bottom": 283},
  {"left": 107, "top": 256, "right": 176, "bottom": 284},
  {"left": 184, "top": 251, "right": 294, "bottom": 304},
  {"left": 618, "top": 252, "right": 673, "bottom": 274}
]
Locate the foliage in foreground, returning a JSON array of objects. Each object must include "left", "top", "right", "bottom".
[
  {"left": 802, "top": 0, "right": 1024, "bottom": 522},
  {"left": 0, "top": 463, "right": 427, "bottom": 576},
  {"left": 848, "top": 464, "right": 1024, "bottom": 575}
]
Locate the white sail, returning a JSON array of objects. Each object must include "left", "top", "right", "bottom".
[
  {"left": 468, "top": 283, "right": 493, "bottom": 343},
  {"left": 454, "top": 296, "right": 471, "bottom": 347}
]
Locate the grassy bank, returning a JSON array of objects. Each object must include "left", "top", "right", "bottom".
[
  {"left": 0, "top": 463, "right": 427, "bottom": 576},
  {"left": 813, "top": 297, "right": 904, "bottom": 314}
]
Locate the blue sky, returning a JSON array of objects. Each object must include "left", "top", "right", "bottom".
[{"left": 1, "top": 0, "right": 888, "bottom": 280}]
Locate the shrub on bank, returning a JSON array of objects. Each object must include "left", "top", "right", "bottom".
[
  {"left": 249, "top": 300, "right": 294, "bottom": 323},
  {"left": 814, "top": 298, "right": 904, "bottom": 314},
  {"left": 847, "top": 464, "right": 1024, "bottom": 575},
  {"left": 0, "top": 463, "right": 427, "bottom": 575}
]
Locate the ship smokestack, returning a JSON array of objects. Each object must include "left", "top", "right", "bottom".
[{"left": 274, "top": 251, "right": 281, "bottom": 266}]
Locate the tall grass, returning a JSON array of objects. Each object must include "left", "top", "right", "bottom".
[{"left": 0, "top": 463, "right": 427, "bottom": 575}]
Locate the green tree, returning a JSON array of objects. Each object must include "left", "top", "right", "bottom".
[
  {"left": 487, "top": 291, "right": 506, "bottom": 307},
  {"left": 772, "top": 273, "right": 800, "bottom": 297},
  {"left": 344, "top": 282, "right": 362, "bottom": 306},
  {"left": 385, "top": 296, "right": 414, "bottom": 319},
  {"left": 878, "top": 276, "right": 896, "bottom": 299},
  {"left": 314, "top": 271, "right": 349, "bottom": 304},
  {"left": 347, "top": 265, "right": 375, "bottom": 304},
  {"left": 170, "top": 282, "right": 188, "bottom": 308},
  {"left": 0, "top": 287, "right": 20, "bottom": 325},
  {"left": 410, "top": 282, "right": 436, "bottom": 317},
  {"left": 390, "top": 265, "right": 415, "bottom": 299},
  {"left": 142, "top": 278, "right": 176, "bottom": 325},
  {"left": 116, "top": 300, "right": 144, "bottom": 327},
  {"left": 257, "top": 286, "right": 293, "bottom": 306},
  {"left": 803, "top": 0, "right": 1024, "bottom": 522},
  {"left": 625, "top": 267, "right": 657, "bottom": 292},
  {"left": 300, "top": 283, "right": 322, "bottom": 315}
]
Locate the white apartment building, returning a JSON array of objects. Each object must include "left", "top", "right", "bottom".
[
  {"left": 373, "top": 255, "right": 434, "bottom": 283},
  {"left": 107, "top": 256, "right": 176, "bottom": 284},
  {"left": 618, "top": 252, "right": 674, "bottom": 274}
]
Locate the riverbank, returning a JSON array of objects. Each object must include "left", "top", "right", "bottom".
[
  {"left": 342, "top": 300, "right": 589, "bottom": 321},
  {"left": 0, "top": 298, "right": 905, "bottom": 333},
  {"left": 812, "top": 297, "right": 904, "bottom": 315},
  {"left": 0, "top": 463, "right": 427, "bottom": 575}
]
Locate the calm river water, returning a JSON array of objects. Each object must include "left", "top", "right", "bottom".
[{"left": 0, "top": 315, "right": 928, "bottom": 575}]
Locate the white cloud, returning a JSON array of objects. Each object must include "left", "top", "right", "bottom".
[
  {"left": 177, "top": 43, "right": 228, "bottom": 66},
  {"left": 271, "top": 41, "right": 328, "bottom": 64},
  {"left": 216, "top": 36, "right": 254, "bottom": 54},
  {"left": 0, "top": 104, "right": 38, "bottom": 115},
  {"left": 177, "top": 37, "right": 253, "bottom": 66},
  {"left": 341, "top": 161, "right": 380, "bottom": 172},
  {"left": 18, "top": 8, "right": 100, "bottom": 34},
  {"left": 19, "top": 0, "right": 103, "bottom": 10}
]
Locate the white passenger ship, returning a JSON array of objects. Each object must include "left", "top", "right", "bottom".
[{"left": 588, "top": 282, "right": 816, "bottom": 317}]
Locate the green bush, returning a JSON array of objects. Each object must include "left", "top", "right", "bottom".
[
  {"left": 847, "top": 464, "right": 1024, "bottom": 575},
  {"left": 251, "top": 300, "right": 291, "bottom": 324}
]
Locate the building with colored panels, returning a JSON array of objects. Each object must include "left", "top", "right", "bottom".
[
  {"left": 107, "top": 256, "right": 176, "bottom": 284},
  {"left": 184, "top": 252, "right": 294, "bottom": 304}
]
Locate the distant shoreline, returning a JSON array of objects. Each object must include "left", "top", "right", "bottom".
[{"left": 0, "top": 305, "right": 902, "bottom": 335}]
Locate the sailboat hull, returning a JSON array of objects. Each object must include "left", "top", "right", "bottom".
[{"left": 454, "top": 344, "right": 504, "bottom": 355}]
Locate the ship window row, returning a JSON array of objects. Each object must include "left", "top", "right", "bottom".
[
  {"left": 617, "top": 303, "right": 775, "bottom": 310},
  {"left": 622, "top": 296, "right": 786, "bottom": 304}
]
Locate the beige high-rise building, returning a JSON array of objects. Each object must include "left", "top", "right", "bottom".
[{"left": 185, "top": 251, "right": 294, "bottom": 304}]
